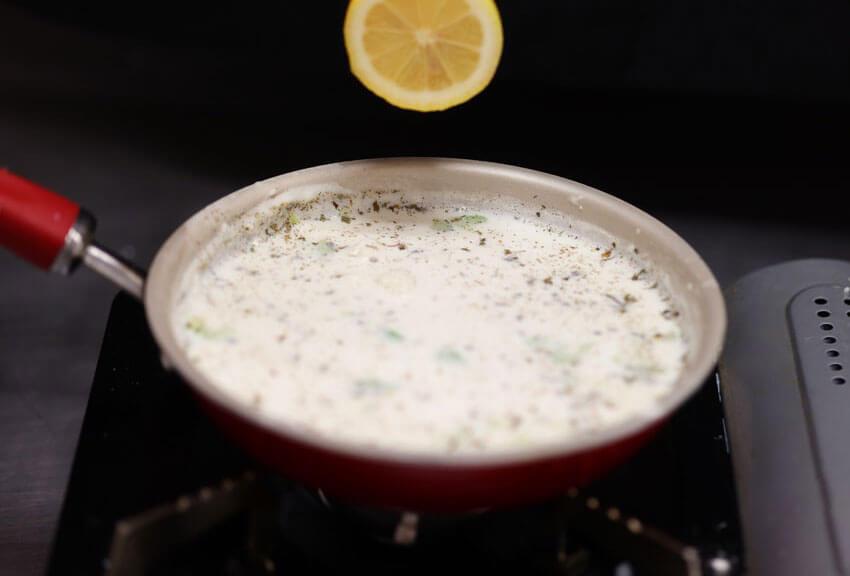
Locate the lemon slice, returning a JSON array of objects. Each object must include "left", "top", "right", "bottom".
[{"left": 344, "top": 0, "right": 503, "bottom": 111}]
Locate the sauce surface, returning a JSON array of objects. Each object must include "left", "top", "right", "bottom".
[{"left": 172, "top": 188, "right": 687, "bottom": 455}]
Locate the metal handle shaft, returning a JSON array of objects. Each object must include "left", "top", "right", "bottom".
[{"left": 83, "top": 243, "right": 146, "bottom": 300}]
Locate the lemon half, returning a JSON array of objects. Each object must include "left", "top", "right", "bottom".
[{"left": 344, "top": 0, "right": 503, "bottom": 111}]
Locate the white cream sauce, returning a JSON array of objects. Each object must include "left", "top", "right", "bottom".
[{"left": 172, "top": 188, "right": 687, "bottom": 455}]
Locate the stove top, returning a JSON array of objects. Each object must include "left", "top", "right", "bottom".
[{"left": 46, "top": 293, "right": 743, "bottom": 575}]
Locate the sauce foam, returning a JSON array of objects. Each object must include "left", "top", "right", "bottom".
[{"left": 172, "top": 188, "right": 687, "bottom": 455}]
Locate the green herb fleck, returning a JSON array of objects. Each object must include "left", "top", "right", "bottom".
[
  {"left": 340, "top": 207, "right": 353, "bottom": 223},
  {"left": 432, "top": 218, "right": 454, "bottom": 232},
  {"left": 455, "top": 214, "right": 487, "bottom": 229},
  {"left": 432, "top": 214, "right": 487, "bottom": 232},
  {"left": 316, "top": 239, "right": 337, "bottom": 254},
  {"left": 437, "top": 347, "right": 464, "bottom": 363},
  {"left": 624, "top": 363, "right": 664, "bottom": 377},
  {"left": 288, "top": 211, "right": 300, "bottom": 226},
  {"left": 383, "top": 328, "right": 404, "bottom": 342},
  {"left": 354, "top": 379, "right": 396, "bottom": 394},
  {"left": 185, "top": 316, "right": 228, "bottom": 339},
  {"left": 528, "top": 336, "right": 591, "bottom": 365}
]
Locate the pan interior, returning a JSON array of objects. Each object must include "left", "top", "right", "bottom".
[{"left": 145, "top": 159, "right": 725, "bottom": 466}]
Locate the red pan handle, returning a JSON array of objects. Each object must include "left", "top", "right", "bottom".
[
  {"left": 0, "top": 168, "right": 82, "bottom": 269},
  {"left": 0, "top": 168, "right": 145, "bottom": 298}
]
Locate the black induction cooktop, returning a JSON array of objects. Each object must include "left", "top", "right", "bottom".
[{"left": 46, "top": 292, "right": 742, "bottom": 575}]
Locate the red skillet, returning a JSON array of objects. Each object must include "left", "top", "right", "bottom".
[{"left": 0, "top": 158, "right": 725, "bottom": 512}]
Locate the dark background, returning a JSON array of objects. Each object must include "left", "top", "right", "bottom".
[
  {"left": 1, "top": 1, "right": 849, "bottom": 574},
  {"left": 3, "top": 0, "right": 850, "bottom": 220}
]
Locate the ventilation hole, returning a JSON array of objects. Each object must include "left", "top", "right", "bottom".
[
  {"left": 821, "top": 323, "right": 835, "bottom": 331},
  {"left": 846, "top": 310, "right": 850, "bottom": 317},
  {"left": 834, "top": 377, "right": 846, "bottom": 385},
  {"left": 827, "top": 349, "right": 840, "bottom": 357},
  {"left": 829, "top": 363, "right": 843, "bottom": 371},
  {"left": 815, "top": 297, "right": 828, "bottom": 305},
  {"left": 818, "top": 310, "right": 831, "bottom": 317},
  {"left": 824, "top": 336, "right": 837, "bottom": 343},
  {"left": 845, "top": 298, "right": 850, "bottom": 306}
]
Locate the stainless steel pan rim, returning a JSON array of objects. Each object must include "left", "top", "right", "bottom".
[{"left": 144, "top": 157, "right": 727, "bottom": 468}]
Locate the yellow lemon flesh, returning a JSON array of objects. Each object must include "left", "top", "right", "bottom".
[{"left": 344, "top": 0, "right": 503, "bottom": 111}]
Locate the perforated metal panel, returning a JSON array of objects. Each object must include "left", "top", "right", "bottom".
[
  {"left": 787, "top": 285, "right": 850, "bottom": 570},
  {"left": 719, "top": 259, "right": 850, "bottom": 576}
]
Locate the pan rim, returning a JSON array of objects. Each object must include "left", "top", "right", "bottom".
[{"left": 145, "top": 157, "right": 726, "bottom": 468}]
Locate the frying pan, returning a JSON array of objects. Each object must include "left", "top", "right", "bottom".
[{"left": 0, "top": 158, "right": 726, "bottom": 511}]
